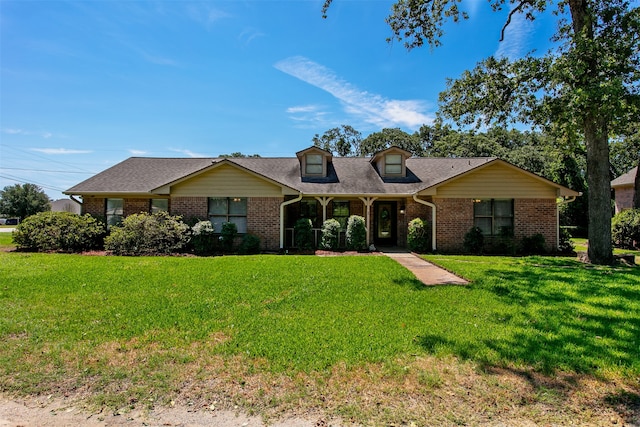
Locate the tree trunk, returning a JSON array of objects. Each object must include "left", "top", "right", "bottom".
[
  {"left": 634, "top": 159, "right": 640, "bottom": 208},
  {"left": 585, "top": 114, "right": 614, "bottom": 265}
]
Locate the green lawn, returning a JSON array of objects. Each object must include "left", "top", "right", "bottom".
[{"left": 0, "top": 248, "right": 638, "bottom": 424}]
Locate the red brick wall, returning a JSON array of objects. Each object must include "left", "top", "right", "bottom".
[
  {"left": 614, "top": 187, "right": 634, "bottom": 213},
  {"left": 123, "top": 198, "right": 150, "bottom": 216},
  {"left": 170, "top": 197, "right": 208, "bottom": 221},
  {"left": 434, "top": 198, "right": 474, "bottom": 252},
  {"left": 403, "top": 198, "right": 433, "bottom": 248},
  {"left": 247, "top": 197, "right": 282, "bottom": 251},
  {"left": 514, "top": 198, "right": 557, "bottom": 251},
  {"left": 81, "top": 197, "right": 105, "bottom": 217},
  {"left": 434, "top": 197, "right": 558, "bottom": 253}
]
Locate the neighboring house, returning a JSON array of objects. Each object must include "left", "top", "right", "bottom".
[
  {"left": 50, "top": 198, "right": 81, "bottom": 214},
  {"left": 611, "top": 166, "right": 637, "bottom": 213},
  {"left": 64, "top": 146, "right": 580, "bottom": 253}
]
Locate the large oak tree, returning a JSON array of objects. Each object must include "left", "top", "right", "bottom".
[{"left": 323, "top": 0, "right": 639, "bottom": 264}]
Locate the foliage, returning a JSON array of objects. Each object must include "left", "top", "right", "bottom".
[
  {"left": 0, "top": 183, "right": 50, "bottom": 220},
  {"left": 558, "top": 228, "right": 576, "bottom": 254},
  {"left": 218, "top": 152, "right": 261, "bottom": 158},
  {"left": 345, "top": 215, "right": 367, "bottom": 250},
  {"left": 239, "top": 233, "right": 261, "bottom": 254},
  {"left": 463, "top": 226, "right": 484, "bottom": 254},
  {"left": 220, "top": 222, "right": 238, "bottom": 253},
  {"left": 360, "top": 128, "right": 422, "bottom": 156},
  {"left": 312, "top": 125, "right": 362, "bottom": 156},
  {"left": 407, "top": 217, "right": 431, "bottom": 253},
  {"left": 519, "top": 233, "right": 547, "bottom": 256},
  {"left": 104, "top": 211, "right": 189, "bottom": 256},
  {"left": 294, "top": 218, "right": 314, "bottom": 250},
  {"left": 611, "top": 209, "right": 640, "bottom": 249},
  {"left": 320, "top": 218, "right": 341, "bottom": 250},
  {"left": 12, "top": 211, "right": 105, "bottom": 252},
  {"left": 190, "top": 220, "right": 217, "bottom": 255}
]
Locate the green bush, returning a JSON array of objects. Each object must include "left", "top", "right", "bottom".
[
  {"left": 558, "top": 228, "right": 575, "bottom": 254},
  {"left": 12, "top": 211, "right": 105, "bottom": 252},
  {"left": 611, "top": 208, "right": 640, "bottom": 249},
  {"left": 346, "top": 215, "right": 367, "bottom": 251},
  {"left": 463, "top": 226, "right": 484, "bottom": 254},
  {"left": 294, "top": 218, "right": 314, "bottom": 250},
  {"left": 190, "top": 220, "right": 217, "bottom": 255},
  {"left": 220, "top": 222, "right": 238, "bottom": 253},
  {"left": 104, "top": 211, "right": 189, "bottom": 256},
  {"left": 320, "top": 218, "right": 341, "bottom": 250},
  {"left": 407, "top": 218, "right": 431, "bottom": 253},
  {"left": 239, "top": 234, "right": 261, "bottom": 254},
  {"left": 519, "top": 233, "right": 547, "bottom": 255}
]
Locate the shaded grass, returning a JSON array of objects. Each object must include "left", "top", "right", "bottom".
[
  {"left": 0, "top": 251, "right": 639, "bottom": 424},
  {"left": 0, "top": 233, "right": 13, "bottom": 249}
]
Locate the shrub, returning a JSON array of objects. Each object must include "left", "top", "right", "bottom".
[
  {"left": 407, "top": 218, "right": 431, "bottom": 253},
  {"left": 611, "top": 208, "right": 640, "bottom": 249},
  {"left": 104, "top": 211, "right": 189, "bottom": 256},
  {"left": 463, "top": 226, "right": 484, "bottom": 254},
  {"left": 220, "top": 222, "right": 238, "bottom": 253},
  {"left": 13, "top": 211, "right": 105, "bottom": 252},
  {"left": 320, "top": 218, "right": 341, "bottom": 250},
  {"left": 558, "top": 227, "right": 575, "bottom": 254},
  {"left": 346, "top": 215, "right": 367, "bottom": 251},
  {"left": 294, "top": 218, "right": 314, "bottom": 250},
  {"left": 519, "top": 233, "right": 547, "bottom": 255},
  {"left": 239, "top": 234, "right": 261, "bottom": 254},
  {"left": 190, "top": 220, "right": 217, "bottom": 255}
]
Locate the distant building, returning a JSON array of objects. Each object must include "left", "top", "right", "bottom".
[
  {"left": 611, "top": 167, "right": 637, "bottom": 213},
  {"left": 50, "top": 198, "right": 81, "bottom": 214}
]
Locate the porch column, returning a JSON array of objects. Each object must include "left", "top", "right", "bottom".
[
  {"left": 315, "top": 196, "right": 334, "bottom": 223},
  {"left": 359, "top": 197, "right": 377, "bottom": 247}
]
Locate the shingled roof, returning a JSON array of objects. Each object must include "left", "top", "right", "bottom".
[
  {"left": 65, "top": 155, "right": 576, "bottom": 196},
  {"left": 611, "top": 167, "right": 638, "bottom": 187}
]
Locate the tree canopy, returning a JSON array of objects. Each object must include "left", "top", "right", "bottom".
[
  {"left": 0, "top": 183, "right": 50, "bottom": 220},
  {"left": 323, "top": 0, "right": 640, "bottom": 264}
]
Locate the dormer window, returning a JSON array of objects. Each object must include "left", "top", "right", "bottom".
[
  {"left": 385, "top": 154, "right": 403, "bottom": 175},
  {"left": 305, "top": 154, "right": 323, "bottom": 175}
]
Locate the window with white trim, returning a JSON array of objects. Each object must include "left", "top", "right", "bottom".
[
  {"left": 385, "top": 154, "right": 403, "bottom": 175},
  {"left": 208, "top": 197, "right": 247, "bottom": 233},
  {"left": 305, "top": 154, "right": 323, "bottom": 175},
  {"left": 105, "top": 198, "right": 123, "bottom": 226},
  {"left": 473, "top": 199, "right": 514, "bottom": 236}
]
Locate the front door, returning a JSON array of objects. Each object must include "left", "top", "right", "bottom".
[{"left": 374, "top": 201, "right": 397, "bottom": 246}]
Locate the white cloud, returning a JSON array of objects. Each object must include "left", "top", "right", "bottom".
[
  {"left": 169, "top": 148, "right": 207, "bottom": 158},
  {"left": 128, "top": 149, "right": 148, "bottom": 155},
  {"left": 495, "top": 7, "right": 534, "bottom": 59},
  {"left": 274, "top": 56, "right": 434, "bottom": 130},
  {"left": 239, "top": 28, "right": 265, "bottom": 46},
  {"left": 3, "top": 128, "right": 57, "bottom": 138},
  {"left": 186, "top": 3, "right": 230, "bottom": 30},
  {"left": 30, "top": 148, "right": 92, "bottom": 155}
]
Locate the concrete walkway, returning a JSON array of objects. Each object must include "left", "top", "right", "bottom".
[{"left": 382, "top": 251, "right": 468, "bottom": 286}]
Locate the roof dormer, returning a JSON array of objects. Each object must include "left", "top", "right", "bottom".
[
  {"left": 371, "top": 146, "right": 412, "bottom": 178},
  {"left": 296, "top": 146, "right": 333, "bottom": 178}
]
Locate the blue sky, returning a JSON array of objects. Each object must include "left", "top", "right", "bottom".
[{"left": 1, "top": 0, "right": 559, "bottom": 200}]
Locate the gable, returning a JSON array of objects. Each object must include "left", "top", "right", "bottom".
[
  {"left": 169, "top": 163, "right": 286, "bottom": 197},
  {"left": 425, "top": 162, "right": 560, "bottom": 198}
]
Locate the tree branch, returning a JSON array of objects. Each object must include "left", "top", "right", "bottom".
[{"left": 500, "top": 0, "right": 529, "bottom": 42}]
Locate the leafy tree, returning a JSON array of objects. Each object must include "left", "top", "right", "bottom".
[
  {"left": 360, "top": 128, "right": 423, "bottom": 156},
  {"left": 0, "top": 183, "right": 50, "bottom": 220},
  {"left": 312, "top": 125, "right": 362, "bottom": 156},
  {"left": 323, "top": 0, "right": 639, "bottom": 264},
  {"left": 219, "top": 152, "right": 261, "bottom": 158}
]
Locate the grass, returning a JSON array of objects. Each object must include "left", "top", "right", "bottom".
[{"left": 0, "top": 247, "right": 639, "bottom": 424}]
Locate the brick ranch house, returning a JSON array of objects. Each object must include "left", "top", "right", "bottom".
[
  {"left": 64, "top": 146, "right": 580, "bottom": 253},
  {"left": 611, "top": 166, "right": 637, "bottom": 213}
]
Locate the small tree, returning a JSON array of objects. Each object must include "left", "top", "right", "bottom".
[
  {"left": 190, "top": 220, "right": 217, "bottom": 255},
  {"left": 320, "top": 218, "right": 341, "bottom": 250},
  {"left": 294, "top": 218, "right": 314, "bottom": 251},
  {"left": 346, "top": 215, "right": 367, "bottom": 251},
  {"left": 0, "top": 183, "right": 50, "bottom": 220},
  {"left": 407, "top": 218, "right": 431, "bottom": 253}
]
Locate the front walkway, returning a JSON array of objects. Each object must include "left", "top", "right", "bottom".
[{"left": 382, "top": 250, "right": 469, "bottom": 286}]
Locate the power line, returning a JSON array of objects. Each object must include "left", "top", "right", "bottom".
[
  {"left": 0, "top": 167, "right": 97, "bottom": 174},
  {"left": 0, "top": 174, "right": 67, "bottom": 192}
]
